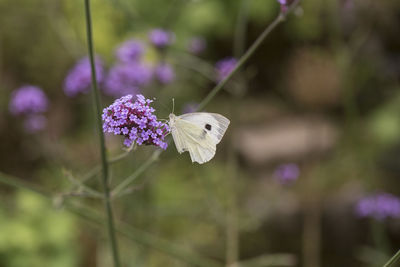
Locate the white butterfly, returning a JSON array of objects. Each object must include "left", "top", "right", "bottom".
[{"left": 169, "top": 112, "right": 230, "bottom": 164}]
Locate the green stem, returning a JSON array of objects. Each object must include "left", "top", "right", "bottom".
[
  {"left": 83, "top": 0, "right": 121, "bottom": 266},
  {"left": 111, "top": 150, "right": 161, "bottom": 197},
  {"left": 197, "top": 0, "right": 301, "bottom": 111},
  {"left": 383, "top": 249, "right": 400, "bottom": 267},
  {"left": 233, "top": 0, "right": 248, "bottom": 58}
]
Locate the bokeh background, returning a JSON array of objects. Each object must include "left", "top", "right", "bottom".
[{"left": 1, "top": 0, "right": 400, "bottom": 266}]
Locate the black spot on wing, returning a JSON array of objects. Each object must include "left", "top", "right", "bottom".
[{"left": 205, "top": 124, "right": 212, "bottom": 130}]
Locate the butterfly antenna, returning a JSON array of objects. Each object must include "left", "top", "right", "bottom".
[{"left": 172, "top": 98, "right": 175, "bottom": 114}]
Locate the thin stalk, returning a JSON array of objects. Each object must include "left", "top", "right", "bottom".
[
  {"left": 73, "top": 150, "right": 132, "bottom": 189},
  {"left": 111, "top": 150, "right": 161, "bottom": 197},
  {"left": 225, "top": 1, "right": 248, "bottom": 263},
  {"left": 233, "top": 0, "right": 248, "bottom": 58},
  {"left": 64, "top": 171, "right": 103, "bottom": 198},
  {"left": 83, "top": 0, "right": 121, "bottom": 266},
  {"left": 302, "top": 200, "right": 321, "bottom": 267},
  {"left": 383, "top": 249, "right": 400, "bottom": 267},
  {"left": 197, "top": 0, "right": 301, "bottom": 111}
]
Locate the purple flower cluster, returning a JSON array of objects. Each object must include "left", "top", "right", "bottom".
[
  {"left": 274, "top": 163, "right": 300, "bottom": 184},
  {"left": 149, "top": 29, "right": 175, "bottom": 49},
  {"left": 154, "top": 63, "right": 175, "bottom": 84},
  {"left": 116, "top": 39, "right": 145, "bottom": 63},
  {"left": 102, "top": 94, "right": 170, "bottom": 149},
  {"left": 9, "top": 85, "right": 49, "bottom": 115},
  {"left": 9, "top": 85, "right": 49, "bottom": 133},
  {"left": 187, "top": 37, "right": 206, "bottom": 54},
  {"left": 355, "top": 193, "right": 400, "bottom": 221},
  {"left": 104, "top": 63, "right": 153, "bottom": 97},
  {"left": 215, "top": 57, "right": 237, "bottom": 81},
  {"left": 64, "top": 56, "right": 104, "bottom": 97}
]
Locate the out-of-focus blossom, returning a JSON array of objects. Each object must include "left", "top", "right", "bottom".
[
  {"left": 116, "top": 39, "right": 145, "bottom": 63},
  {"left": 182, "top": 102, "right": 198, "bottom": 114},
  {"left": 149, "top": 29, "right": 175, "bottom": 49},
  {"left": 64, "top": 56, "right": 104, "bottom": 97},
  {"left": 24, "top": 114, "right": 47, "bottom": 133},
  {"left": 277, "top": 0, "right": 289, "bottom": 12},
  {"left": 355, "top": 193, "right": 400, "bottom": 221},
  {"left": 154, "top": 63, "right": 175, "bottom": 84},
  {"left": 187, "top": 37, "right": 206, "bottom": 54},
  {"left": 9, "top": 85, "right": 49, "bottom": 115},
  {"left": 274, "top": 163, "right": 299, "bottom": 184},
  {"left": 215, "top": 57, "right": 237, "bottom": 81},
  {"left": 104, "top": 63, "right": 152, "bottom": 97},
  {"left": 102, "top": 94, "right": 170, "bottom": 149}
]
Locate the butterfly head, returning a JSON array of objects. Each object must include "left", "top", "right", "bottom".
[{"left": 169, "top": 113, "right": 176, "bottom": 126}]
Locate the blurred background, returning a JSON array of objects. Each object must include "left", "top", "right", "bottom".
[{"left": 1, "top": 0, "right": 400, "bottom": 266}]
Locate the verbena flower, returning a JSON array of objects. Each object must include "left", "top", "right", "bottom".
[
  {"left": 355, "top": 193, "right": 400, "bottom": 221},
  {"left": 102, "top": 94, "right": 169, "bottom": 149},
  {"left": 104, "top": 63, "right": 152, "bottom": 97},
  {"left": 24, "top": 114, "right": 47, "bottom": 133},
  {"left": 215, "top": 57, "right": 237, "bottom": 81},
  {"left": 116, "top": 39, "right": 145, "bottom": 63},
  {"left": 154, "top": 63, "right": 175, "bottom": 84},
  {"left": 187, "top": 37, "right": 206, "bottom": 54},
  {"left": 9, "top": 85, "right": 49, "bottom": 115},
  {"left": 274, "top": 163, "right": 299, "bottom": 184},
  {"left": 149, "top": 29, "right": 175, "bottom": 49},
  {"left": 64, "top": 56, "right": 104, "bottom": 97}
]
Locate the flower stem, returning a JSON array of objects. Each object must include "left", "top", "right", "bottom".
[
  {"left": 383, "top": 249, "right": 400, "bottom": 267},
  {"left": 83, "top": 0, "right": 121, "bottom": 266},
  {"left": 111, "top": 150, "right": 161, "bottom": 197},
  {"left": 197, "top": 0, "right": 301, "bottom": 111}
]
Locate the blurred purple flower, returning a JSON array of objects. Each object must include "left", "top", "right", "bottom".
[
  {"left": 187, "top": 37, "right": 206, "bottom": 54},
  {"left": 355, "top": 193, "right": 400, "bottom": 221},
  {"left": 64, "top": 56, "right": 104, "bottom": 97},
  {"left": 215, "top": 57, "right": 237, "bottom": 82},
  {"left": 274, "top": 163, "right": 299, "bottom": 184},
  {"left": 182, "top": 102, "right": 198, "bottom": 114},
  {"left": 24, "top": 114, "right": 47, "bottom": 133},
  {"left": 116, "top": 39, "right": 145, "bottom": 63},
  {"left": 154, "top": 63, "right": 175, "bottom": 84},
  {"left": 102, "top": 94, "right": 169, "bottom": 149},
  {"left": 9, "top": 85, "right": 49, "bottom": 115},
  {"left": 104, "top": 63, "right": 152, "bottom": 97},
  {"left": 277, "top": 0, "right": 287, "bottom": 4},
  {"left": 149, "top": 29, "right": 175, "bottom": 49}
]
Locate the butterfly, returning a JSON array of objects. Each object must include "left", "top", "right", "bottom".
[{"left": 169, "top": 112, "right": 230, "bottom": 164}]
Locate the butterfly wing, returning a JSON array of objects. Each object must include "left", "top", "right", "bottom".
[
  {"left": 170, "top": 123, "right": 187, "bottom": 154},
  {"left": 171, "top": 112, "right": 230, "bottom": 164},
  {"left": 178, "top": 112, "right": 230, "bottom": 144}
]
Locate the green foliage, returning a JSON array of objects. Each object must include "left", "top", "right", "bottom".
[
  {"left": 368, "top": 91, "right": 400, "bottom": 145},
  {"left": 0, "top": 191, "right": 78, "bottom": 267}
]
